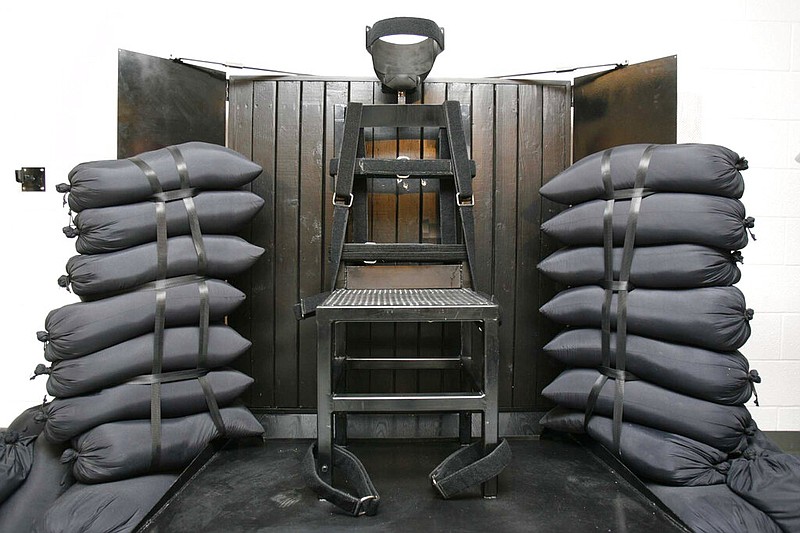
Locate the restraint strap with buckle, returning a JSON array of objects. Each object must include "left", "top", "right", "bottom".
[
  {"left": 303, "top": 443, "right": 380, "bottom": 517},
  {"left": 429, "top": 439, "right": 512, "bottom": 499}
]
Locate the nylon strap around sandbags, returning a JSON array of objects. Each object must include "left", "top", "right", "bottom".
[
  {"left": 168, "top": 146, "right": 208, "bottom": 276},
  {"left": 610, "top": 145, "right": 654, "bottom": 452},
  {"left": 585, "top": 149, "right": 615, "bottom": 433},
  {"left": 166, "top": 145, "right": 223, "bottom": 436},
  {"left": 150, "top": 289, "right": 167, "bottom": 468},
  {"left": 126, "top": 368, "right": 210, "bottom": 385},
  {"left": 584, "top": 146, "right": 655, "bottom": 454}
]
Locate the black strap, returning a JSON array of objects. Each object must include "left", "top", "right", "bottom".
[
  {"left": 150, "top": 288, "right": 167, "bottom": 469},
  {"left": 303, "top": 443, "right": 380, "bottom": 517},
  {"left": 585, "top": 146, "right": 655, "bottom": 453},
  {"left": 429, "top": 439, "right": 512, "bottom": 499},
  {"left": 168, "top": 146, "right": 208, "bottom": 276},
  {"left": 328, "top": 102, "right": 363, "bottom": 292},
  {"left": 150, "top": 188, "right": 199, "bottom": 203},
  {"left": 366, "top": 17, "right": 444, "bottom": 49},
  {"left": 129, "top": 156, "right": 163, "bottom": 194},
  {"left": 443, "top": 100, "right": 479, "bottom": 291},
  {"left": 126, "top": 368, "right": 210, "bottom": 385}
]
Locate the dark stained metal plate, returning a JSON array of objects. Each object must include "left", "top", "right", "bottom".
[
  {"left": 573, "top": 55, "right": 677, "bottom": 161},
  {"left": 117, "top": 49, "right": 226, "bottom": 158}
]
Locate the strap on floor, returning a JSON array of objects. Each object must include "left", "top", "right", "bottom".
[
  {"left": 303, "top": 443, "right": 380, "bottom": 517},
  {"left": 429, "top": 439, "right": 512, "bottom": 499}
]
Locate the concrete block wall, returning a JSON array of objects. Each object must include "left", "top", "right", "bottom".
[
  {"left": 1, "top": 0, "right": 798, "bottom": 429},
  {"left": 675, "top": 1, "right": 800, "bottom": 430}
]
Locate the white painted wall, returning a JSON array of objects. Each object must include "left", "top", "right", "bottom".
[{"left": 1, "top": 0, "right": 798, "bottom": 429}]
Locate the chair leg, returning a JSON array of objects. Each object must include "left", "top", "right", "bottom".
[
  {"left": 317, "top": 317, "right": 334, "bottom": 486},
  {"left": 482, "top": 318, "right": 500, "bottom": 498}
]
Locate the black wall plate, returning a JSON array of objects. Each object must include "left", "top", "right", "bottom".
[{"left": 16, "top": 167, "right": 45, "bottom": 191}]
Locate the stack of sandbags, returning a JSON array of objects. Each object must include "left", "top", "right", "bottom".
[
  {"left": 0, "top": 403, "right": 74, "bottom": 533},
  {"left": 536, "top": 144, "right": 799, "bottom": 532},
  {"left": 7, "top": 142, "right": 266, "bottom": 533}
]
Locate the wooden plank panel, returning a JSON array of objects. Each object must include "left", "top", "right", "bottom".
[
  {"left": 536, "top": 84, "right": 572, "bottom": 409},
  {"left": 470, "top": 84, "right": 495, "bottom": 296},
  {"left": 512, "top": 84, "right": 543, "bottom": 409},
  {"left": 345, "top": 81, "right": 375, "bottom": 394},
  {"left": 494, "top": 84, "right": 519, "bottom": 408},
  {"left": 226, "top": 79, "right": 254, "bottom": 406},
  {"left": 274, "top": 81, "right": 301, "bottom": 407},
  {"left": 298, "top": 81, "right": 325, "bottom": 407},
  {"left": 248, "top": 80, "right": 277, "bottom": 408},
  {"left": 323, "top": 82, "right": 348, "bottom": 291}
]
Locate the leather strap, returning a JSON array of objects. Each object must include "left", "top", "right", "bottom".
[
  {"left": 303, "top": 443, "right": 380, "bottom": 517},
  {"left": 429, "top": 439, "right": 512, "bottom": 499}
]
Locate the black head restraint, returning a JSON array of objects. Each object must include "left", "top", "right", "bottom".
[{"left": 366, "top": 17, "right": 444, "bottom": 94}]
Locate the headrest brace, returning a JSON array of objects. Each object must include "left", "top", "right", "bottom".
[{"left": 366, "top": 17, "right": 444, "bottom": 94}]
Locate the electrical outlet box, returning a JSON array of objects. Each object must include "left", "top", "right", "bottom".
[{"left": 15, "top": 167, "right": 45, "bottom": 191}]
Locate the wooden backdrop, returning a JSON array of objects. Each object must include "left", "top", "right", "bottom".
[{"left": 226, "top": 77, "right": 570, "bottom": 414}]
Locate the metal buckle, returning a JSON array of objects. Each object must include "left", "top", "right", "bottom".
[
  {"left": 353, "top": 494, "right": 378, "bottom": 517},
  {"left": 456, "top": 192, "right": 474, "bottom": 207},
  {"left": 430, "top": 474, "right": 447, "bottom": 498},
  {"left": 332, "top": 192, "right": 354, "bottom": 208},
  {"left": 396, "top": 155, "right": 410, "bottom": 180}
]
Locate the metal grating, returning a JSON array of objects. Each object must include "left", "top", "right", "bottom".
[{"left": 322, "top": 288, "right": 494, "bottom": 308}]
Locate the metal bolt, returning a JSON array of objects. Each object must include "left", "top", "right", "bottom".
[{"left": 321, "top": 465, "right": 329, "bottom": 473}]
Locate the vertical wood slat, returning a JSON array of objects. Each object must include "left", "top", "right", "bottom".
[
  {"left": 226, "top": 79, "right": 254, "bottom": 406},
  {"left": 249, "top": 80, "right": 277, "bottom": 407},
  {"left": 494, "top": 84, "right": 519, "bottom": 408},
  {"left": 512, "top": 84, "right": 543, "bottom": 408},
  {"left": 535, "top": 84, "right": 572, "bottom": 409},
  {"left": 297, "top": 81, "right": 325, "bottom": 407},
  {"left": 274, "top": 81, "right": 301, "bottom": 406},
  {"left": 470, "top": 84, "right": 495, "bottom": 297}
]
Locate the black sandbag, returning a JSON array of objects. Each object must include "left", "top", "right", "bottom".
[
  {"left": 63, "top": 235, "right": 264, "bottom": 299},
  {"left": 539, "top": 143, "right": 746, "bottom": 205},
  {"left": 43, "top": 369, "right": 253, "bottom": 442},
  {"left": 540, "top": 193, "right": 751, "bottom": 250},
  {"left": 540, "top": 407, "right": 730, "bottom": 487},
  {"left": 42, "top": 279, "right": 244, "bottom": 361},
  {"left": 66, "top": 406, "right": 263, "bottom": 483},
  {"left": 646, "top": 483, "right": 782, "bottom": 533},
  {"left": 539, "top": 286, "right": 752, "bottom": 352},
  {"left": 538, "top": 244, "right": 741, "bottom": 289},
  {"left": 70, "top": 190, "right": 265, "bottom": 255},
  {"left": 747, "top": 427, "right": 785, "bottom": 453},
  {"left": 542, "top": 368, "right": 753, "bottom": 453},
  {"left": 543, "top": 329, "right": 756, "bottom": 405},
  {"left": 7, "top": 402, "right": 48, "bottom": 437},
  {"left": 0, "top": 431, "right": 35, "bottom": 504},
  {"left": 33, "top": 474, "right": 177, "bottom": 533},
  {"left": 43, "top": 325, "right": 251, "bottom": 397},
  {"left": 65, "top": 141, "right": 262, "bottom": 212},
  {"left": 727, "top": 451, "right": 800, "bottom": 532},
  {"left": 0, "top": 437, "right": 74, "bottom": 532}
]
